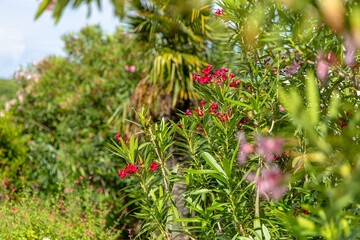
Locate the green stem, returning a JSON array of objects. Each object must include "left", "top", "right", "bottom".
[
  {"left": 254, "top": 164, "right": 262, "bottom": 240},
  {"left": 148, "top": 128, "right": 170, "bottom": 192}
]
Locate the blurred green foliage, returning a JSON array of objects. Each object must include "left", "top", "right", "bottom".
[
  {"left": 0, "top": 115, "right": 29, "bottom": 190},
  {"left": 2, "top": 0, "right": 359, "bottom": 239},
  {"left": 0, "top": 79, "right": 19, "bottom": 108},
  {"left": 10, "top": 25, "right": 144, "bottom": 195}
]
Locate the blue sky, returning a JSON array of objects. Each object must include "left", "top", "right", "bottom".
[{"left": 0, "top": 0, "right": 120, "bottom": 78}]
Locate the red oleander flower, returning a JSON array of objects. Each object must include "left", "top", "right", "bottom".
[
  {"left": 198, "top": 75, "right": 212, "bottom": 84},
  {"left": 149, "top": 161, "right": 160, "bottom": 172},
  {"left": 195, "top": 108, "right": 204, "bottom": 117},
  {"left": 202, "top": 65, "right": 213, "bottom": 75},
  {"left": 178, "top": 124, "right": 183, "bottom": 129},
  {"left": 185, "top": 109, "right": 193, "bottom": 115},
  {"left": 115, "top": 133, "right": 121, "bottom": 142},
  {"left": 210, "top": 102, "right": 219, "bottom": 113},
  {"left": 229, "top": 80, "right": 241, "bottom": 88},
  {"left": 215, "top": 9, "right": 224, "bottom": 16},
  {"left": 200, "top": 100, "right": 206, "bottom": 108},
  {"left": 118, "top": 169, "right": 127, "bottom": 179},
  {"left": 125, "top": 164, "right": 138, "bottom": 174}
]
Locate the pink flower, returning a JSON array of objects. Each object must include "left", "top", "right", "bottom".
[
  {"left": 256, "top": 167, "right": 288, "bottom": 200},
  {"left": 149, "top": 161, "right": 160, "bottom": 172},
  {"left": 256, "top": 136, "right": 284, "bottom": 162},
  {"left": 237, "top": 132, "right": 254, "bottom": 164},
  {"left": 124, "top": 65, "right": 129, "bottom": 71},
  {"left": 284, "top": 59, "right": 301, "bottom": 77},
  {"left": 344, "top": 34, "right": 357, "bottom": 67},
  {"left": 129, "top": 65, "right": 136, "bottom": 73},
  {"left": 316, "top": 59, "right": 330, "bottom": 86},
  {"left": 46, "top": 0, "right": 56, "bottom": 11},
  {"left": 279, "top": 105, "right": 285, "bottom": 112},
  {"left": 185, "top": 109, "right": 192, "bottom": 115}
]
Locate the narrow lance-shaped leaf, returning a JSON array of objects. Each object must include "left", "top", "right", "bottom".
[{"left": 305, "top": 72, "right": 320, "bottom": 127}]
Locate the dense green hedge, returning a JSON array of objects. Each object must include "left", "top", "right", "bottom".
[
  {"left": 0, "top": 115, "right": 29, "bottom": 191},
  {"left": 9, "top": 25, "right": 144, "bottom": 195}
]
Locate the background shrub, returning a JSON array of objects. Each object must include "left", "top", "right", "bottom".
[{"left": 0, "top": 115, "right": 30, "bottom": 191}]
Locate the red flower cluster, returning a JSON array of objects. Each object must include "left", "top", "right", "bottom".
[
  {"left": 118, "top": 161, "right": 161, "bottom": 179},
  {"left": 194, "top": 108, "right": 204, "bottom": 117},
  {"left": 185, "top": 100, "right": 231, "bottom": 123},
  {"left": 229, "top": 80, "right": 241, "bottom": 88},
  {"left": 215, "top": 9, "right": 224, "bottom": 16},
  {"left": 210, "top": 102, "right": 219, "bottom": 113},
  {"left": 118, "top": 164, "right": 138, "bottom": 179},
  {"left": 115, "top": 133, "right": 129, "bottom": 143},
  {"left": 209, "top": 103, "right": 232, "bottom": 123},
  {"left": 193, "top": 65, "right": 241, "bottom": 88}
]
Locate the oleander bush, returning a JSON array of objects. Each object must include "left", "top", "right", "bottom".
[
  {"left": 2, "top": 0, "right": 360, "bottom": 239},
  {"left": 108, "top": 0, "right": 360, "bottom": 239}
]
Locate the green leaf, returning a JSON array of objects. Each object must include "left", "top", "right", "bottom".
[
  {"left": 305, "top": 72, "right": 320, "bottom": 126},
  {"left": 201, "top": 152, "right": 227, "bottom": 178},
  {"left": 297, "top": 216, "right": 316, "bottom": 231},
  {"left": 262, "top": 224, "right": 271, "bottom": 240},
  {"left": 35, "top": 0, "right": 52, "bottom": 19},
  {"left": 226, "top": 98, "right": 252, "bottom": 109},
  {"left": 327, "top": 91, "right": 340, "bottom": 119}
]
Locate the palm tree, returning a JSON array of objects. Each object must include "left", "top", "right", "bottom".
[
  {"left": 36, "top": 0, "right": 219, "bottom": 118},
  {"left": 126, "top": 0, "right": 215, "bottom": 117}
]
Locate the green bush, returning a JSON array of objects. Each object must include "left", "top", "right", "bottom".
[
  {"left": 0, "top": 114, "right": 30, "bottom": 191},
  {"left": 108, "top": 0, "right": 360, "bottom": 238},
  {"left": 10, "top": 25, "right": 144, "bottom": 194}
]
